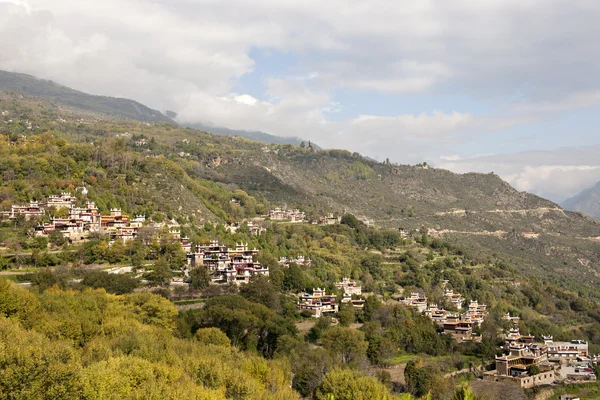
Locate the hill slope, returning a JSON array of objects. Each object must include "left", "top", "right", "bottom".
[
  {"left": 210, "top": 150, "right": 600, "bottom": 288},
  {"left": 563, "top": 181, "right": 600, "bottom": 220},
  {"left": 1, "top": 91, "right": 599, "bottom": 293}
]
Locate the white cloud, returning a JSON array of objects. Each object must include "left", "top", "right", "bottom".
[
  {"left": 436, "top": 146, "right": 600, "bottom": 202},
  {"left": 440, "top": 155, "right": 462, "bottom": 161},
  {"left": 3, "top": 0, "right": 600, "bottom": 105}
]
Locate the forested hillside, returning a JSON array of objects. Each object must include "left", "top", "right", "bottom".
[{"left": 1, "top": 91, "right": 600, "bottom": 399}]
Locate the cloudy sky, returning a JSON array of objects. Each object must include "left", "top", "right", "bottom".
[{"left": 1, "top": 0, "right": 600, "bottom": 202}]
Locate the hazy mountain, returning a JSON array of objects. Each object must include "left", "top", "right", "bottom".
[
  {"left": 0, "top": 70, "right": 176, "bottom": 124},
  {"left": 185, "top": 122, "right": 315, "bottom": 147},
  {"left": 562, "top": 181, "right": 600, "bottom": 220}
]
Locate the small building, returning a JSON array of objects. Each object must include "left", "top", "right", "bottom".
[
  {"left": 341, "top": 293, "right": 365, "bottom": 310},
  {"left": 298, "top": 288, "right": 338, "bottom": 317},
  {"left": 544, "top": 337, "right": 589, "bottom": 361},
  {"left": 402, "top": 291, "right": 428, "bottom": 312},
  {"left": 443, "top": 317, "right": 475, "bottom": 343},
  {"left": 444, "top": 289, "right": 464, "bottom": 309},
  {"left": 335, "top": 277, "right": 362, "bottom": 295},
  {"left": 8, "top": 202, "right": 44, "bottom": 220},
  {"left": 496, "top": 344, "right": 548, "bottom": 374},
  {"left": 318, "top": 213, "right": 341, "bottom": 225}
]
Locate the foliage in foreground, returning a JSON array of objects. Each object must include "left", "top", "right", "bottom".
[{"left": 0, "top": 280, "right": 298, "bottom": 400}]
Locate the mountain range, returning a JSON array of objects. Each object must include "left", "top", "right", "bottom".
[{"left": 563, "top": 181, "right": 600, "bottom": 220}]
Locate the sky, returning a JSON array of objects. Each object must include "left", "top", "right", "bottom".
[{"left": 1, "top": 0, "right": 600, "bottom": 203}]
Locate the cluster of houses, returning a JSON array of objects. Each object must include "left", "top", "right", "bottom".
[
  {"left": 484, "top": 326, "right": 595, "bottom": 388},
  {"left": 225, "top": 221, "right": 266, "bottom": 236},
  {"left": 185, "top": 240, "right": 269, "bottom": 285},
  {"left": 0, "top": 191, "right": 150, "bottom": 243},
  {"left": 298, "top": 278, "right": 364, "bottom": 317},
  {"left": 268, "top": 207, "right": 306, "bottom": 223},
  {"left": 279, "top": 255, "right": 312, "bottom": 267},
  {"left": 400, "top": 285, "right": 598, "bottom": 388},
  {"left": 266, "top": 208, "right": 341, "bottom": 225},
  {"left": 402, "top": 285, "right": 488, "bottom": 343}
]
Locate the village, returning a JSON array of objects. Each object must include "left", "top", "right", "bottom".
[
  {"left": 0, "top": 192, "right": 342, "bottom": 286},
  {"left": 1, "top": 191, "right": 598, "bottom": 392},
  {"left": 300, "top": 279, "right": 598, "bottom": 390},
  {"left": 0, "top": 191, "right": 341, "bottom": 242}
]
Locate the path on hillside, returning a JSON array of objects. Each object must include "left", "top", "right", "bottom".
[{"left": 434, "top": 207, "right": 565, "bottom": 216}]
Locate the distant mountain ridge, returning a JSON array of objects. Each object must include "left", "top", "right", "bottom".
[
  {"left": 0, "top": 70, "right": 176, "bottom": 124},
  {"left": 562, "top": 181, "right": 600, "bottom": 220},
  {"left": 0, "top": 70, "right": 316, "bottom": 147},
  {"left": 185, "top": 122, "right": 315, "bottom": 147}
]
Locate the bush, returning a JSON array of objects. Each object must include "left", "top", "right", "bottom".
[{"left": 195, "top": 327, "right": 231, "bottom": 347}]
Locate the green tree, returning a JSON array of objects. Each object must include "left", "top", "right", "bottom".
[
  {"left": 48, "top": 230, "right": 67, "bottom": 247},
  {"left": 307, "top": 316, "right": 332, "bottom": 343},
  {"left": 239, "top": 274, "right": 280, "bottom": 310},
  {"left": 81, "top": 271, "right": 137, "bottom": 294},
  {"left": 0, "top": 255, "right": 9, "bottom": 271},
  {"left": 189, "top": 266, "right": 210, "bottom": 290},
  {"left": 527, "top": 364, "right": 540, "bottom": 376},
  {"left": 195, "top": 327, "right": 231, "bottom": 347},
  {"left": 404, "top": 360, "right": 435, "bottom": 397},
  {"left": 283, "top": 263, "right": 306, "bottom": 292},
  {"left": 340, "top": 214, "right": 360, "bottom": 229},
  {"left": 320, "top": 326, "right": 368, "bottom": 366},
  {"left": 337, "top": 302, "right": 355, "bottom": 326},
  {"left": 452, "top": 383, "right": 478, "bottom": 400},
  {"left": 316, "top": 368, "right": 393, "bottom": 400},
  {"left": 150, "top": 257, "right": 173, "bottom": 287}
]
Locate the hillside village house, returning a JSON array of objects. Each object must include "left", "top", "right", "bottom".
[
  {"left": 7, "top": 202, "right": 44, "bottom": 220},
  {"left": 464, "top": 300, "right": 487, "bottom": 326},
  {"left": 442, "top": 316, "right": 476, "bottom": 342},
  {"left": 341, "top": 293, "right": 365, "bottom": 310},
  {"left": 444, "top": 288, "right": 464, "bottom": 309},
  {"left": 406, "top": 284, "right": 487, "bottom": 343},
  {"left": 425, "top": 304, "right": 452, "bottom": 325},
  {"left": 490, "top": 343, "right": 555, "bottom": 388},
  {"left": 402, "top": 291, "right": 428, "bottom": 312},
  {"left": 334, "top": 278, "right": 364, "bottom": 310},
  {"left": 335, "top": 277, "right": 362, "bottom": 295},
  {"left": 504, "top": 327, "right": 536, "bottom": 348},
  {"left": 42, "top": 192, "right": 77, "bottom": 209},
  {"left": 543, "top": 336, "right": 589, "bottom": 360},
  {"left": 317, "top": 213, "right": 341, "bottom": 225},
  {"left": 186, "top": 240, "right": 268, "bottom": 284},
  {"left": 298, "top": 288, "right": 339, "bottom": 317},
  {"left": 3, "top": 191, "right": 156, "bottom": 243},
  {"left": 226, "top": 221, "right": 266, "bottom": 236}
]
